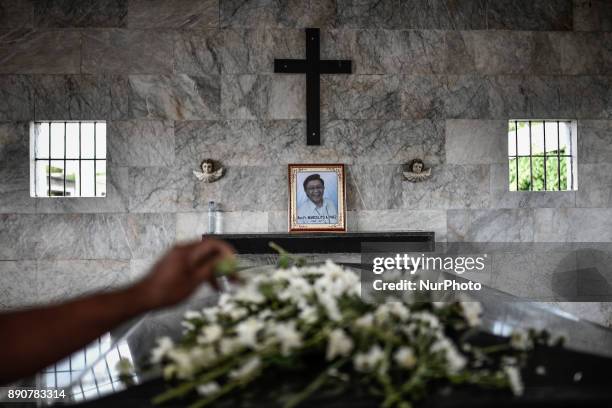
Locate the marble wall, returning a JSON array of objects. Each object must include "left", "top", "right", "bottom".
[{"left": 1, "top": 0, "right": 612, "bottom": 321}]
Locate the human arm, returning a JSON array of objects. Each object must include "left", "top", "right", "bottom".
[{"left": 0, "top": 239, "right": 235, "bottom": 385}]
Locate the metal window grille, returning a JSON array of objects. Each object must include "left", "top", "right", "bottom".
[
  {"left": 31, "top": 121, "right": 106, "bottom": 197},
  {"left": 508, "top": 120, "right": 577, "bottom": 192}
]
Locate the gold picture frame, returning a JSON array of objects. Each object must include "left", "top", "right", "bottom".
[{"left": 288, "top": 164, "right": 346, "bottom": 232}]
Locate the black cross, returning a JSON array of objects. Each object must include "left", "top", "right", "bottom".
[{"left": 274, "top": 28, "right": 352, "bottom": 146}]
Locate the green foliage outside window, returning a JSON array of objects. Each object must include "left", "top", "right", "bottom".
[{"left": 509, "top": 148, "right": 568, "bottom": 191}]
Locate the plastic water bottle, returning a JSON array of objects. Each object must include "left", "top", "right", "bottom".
[{"left": 208, "top": 201, "right": 216, "bottom": 234}]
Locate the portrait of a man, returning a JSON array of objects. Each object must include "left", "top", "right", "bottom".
[
  {"left": 297, "top": 173, "right": 338, "bottom": 224},
  {"left": 289, "top": 164, "right": 346, "bottom": 232}
]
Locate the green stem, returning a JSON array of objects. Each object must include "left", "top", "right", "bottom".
[
  {"left": 283, "top": 358, "right": 347, "bottom": 408},
  {"left": 153, "top": 354, "right": 251, "bottom": 404},
  {"left": 188, "top": 369, "right": 262, "bottom": 408}
]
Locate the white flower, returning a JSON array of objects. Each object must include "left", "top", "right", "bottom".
[
  {"left": 184, "top": 310, "right": 203, "bottom": 320},
  {"left": 510, "top": 329, "right": 532, "bottom": 350},
  {"left": 412, "top": 311, "right": 440, "bottom": 330},
  {"left": 298, "top": 305, "right": 318, "bottom": 324},
  {"left": 326, "top": 329, "right": 354, "bottom": 361},
  {"left": 229, "top": 307, "right": 248, "bottom": 321},
  {"left": 150, "top": 337, "right": 174, "bottom": 364},
  {"left": 432, "top": 338, "right": 466, "bottom": 373},
  {"left": 168, "top": 349, "right": 196, "bottom": 379},
  {"left": 355, "top": 313, "right": 374, "bottom": 329},
  {"left": 190, "top": 346, "right": 217, "bottom": 368},
  {"left": 229, "top": 357, "right": 261, "bottom": 380},
  {"left": 235, "top": 318, "right": 264, "bottom": 348},
  {"left": 116, "top": 358, "right": 134, "bottom": 377},
  {"left": 197, "top": 324, "right": 223, "bottom": 344},
  {"left": 354, "top": 345, "right": 384, "bottom": 372},
  {"left": 219, "top": 337, "right": 242, "bottom": 356},
  {"left": 459, "top": 301, "right": 482, "bottom": 327},
  {"left": 181, "top": 321, "right": 196, "bottom": 331},
  {"left": 234, "top": 286, "right": 265, "bottom": 304},
  {"left": 318, "top": 292, "right": 342, "bottom": 322},
  {"left": 394, "top": 347, "right": 417, "bottom": 369},
  {"left": 271, "top": 321, "right": 303, "bottom": 356},
  {"left": 196, "top": 382, "right": 220, "bottom": 396},
  {"left": 504, "top": 365, "right": 524, "bottom": 396}
]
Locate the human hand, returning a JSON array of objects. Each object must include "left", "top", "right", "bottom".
[{"left": 133, "top": 239, "right": 236, "bottom": 310}]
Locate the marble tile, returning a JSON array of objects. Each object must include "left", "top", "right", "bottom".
[
  {"left": 0, "top": 1, "right": 34, "bottom": 28},
  {"left": 578, "top": 120, "right": 612, "bottom": 164},
  {"left": 573, "top": 0, "right": 612, "bottom": 31},
  {"left": 353, "top": 30, "right": 402, "bottom": 74},
  {"left": 176, "top": 211, "right": 268, "bottom": 241},
  {"left": 128, "top": 0, "right": 218, "bottom": 28},
  {"left": 173, "top": 30, "right": 222, "bottom": 78},
  {"left": 489, "top": 164, "right": 576, "bottom": 209},
  {"left": 221, "top": 75, "right": 271, "bottom": 119},
  {"left": 220, "top": 0, "right": 281, "bottom": 27},
  {"left": 572, "top": 76, "right": 612, "bottom": 120},
  {"left": 128, "top": 75, "right": 220, "bottom": 120},
  {"left": 129, "top": 258, "right": 155, "bottom": 282},
  {"left": 444, "top": 31, "right": 476, "bottom": 74},
  {"left": 400, "top": 75, "right": 446, "bottom": 119},
  {"left": 126, "top": 213, "right": 176, "bottom": 259},
  {"left": 321, "top": 75, "right": 401, "bottom": 120},
  {"left": 110, "top": 75, "right": 129, "bottom": 120},
  {"left": 398, "top": 30, "right": 447, "bottom": 74},
  {"left": 576, "top": 163, "right": 612, "bottom": 208},
  {"left": 33, "top": 75, "right": 111, "bottom": 120},
  {"left": 276, "top": 0, "right": 339, "bottom": 28},
  {"left": 491, "top": 251, "right": 577, "bottom": 300},
  {"left": 36, "top": 214, "right": 132, "bottom": 260},
  {"left": 269, "top": 76, "right": 305, "bottom": 119},
  {"left": 447, "top": 209, "right": 535, "bottom": 242},
  {"left": 557, "top": 32, "right": 605, "bottom": 75},
  {"left": 486, "top": 0, "right": 573, "bottom": 31},
  {"left": 487, "top": 75, "right": 575, "bottom": 119},
  {"left": 336, "top": 0, "right": 398, "bottom": 29},
  {"left": 354, "top": 209, "right": 447, "bottom": 241},
  {"left": 175, "top": 120, "right": 266, "bottom": 168},
  {"left": 176, "top": 166, "right": 287, "bottom": 212},
  {"left": 444, "top": 75, "right": 490, "bottom": 119},
  {"left": 346, "top": 164, "right": 403, "bottom": 210},
  {"left": 0, "top": 122, "right": 36, "bottom": 213},
  {"left": 0, "top": 261, "right": 38, "bottom": 309},
  {"left": 326, "top": 119, "right": 445, "bottom": 165},
  {"left": 402, "top": 164, "right": 490, "bottom": 209},
  {"left": 0, "top": 75, "right": 34, "bottom": 120},
  {"left": 398, "top": 0, "right": 486, "bottom": 29},
  {"left": 534, "top": 208, "right": 612, "bottom": 242},
  {"left": 37, "top": 260, "right": 130, "bottom": 303},
  {"left": 82, "top": 29, "right": 174, "bottom": 74},
  {"left": 217, "top": 28, "right": 302, "bottom": 74},
  {"left": 464, "top": 31, "right": 534, "bottom": 75},
  {"left": 0, "top": 214, "right": 40, "bottom": 259},
  {"left": 128, "top": 167, "right": 177, "bottom": 213},
  {"left": 445, "top": 119, "right": 507, "bottom": 164},
  {"left": 530, "top": 33, "right": 564, "bottom": 75},
  {"left": 108, "top": 120, "right": 174, "bottom": 167},
  {"left": 34, "top": 0, "right": 127, "bottom": 28},
  {"left": 35, "top": 166, "right": 129, "bottom": 213},
  {"left": 0, "top": 29, "right": 80, "bottom": 74}
]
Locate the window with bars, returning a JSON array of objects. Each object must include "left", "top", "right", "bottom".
[
  {"left": 30, "top": 121, "right": 106, "bottom": 198},
  {"left": 508, "top": 120, "right": 578, "bottom": 192}
]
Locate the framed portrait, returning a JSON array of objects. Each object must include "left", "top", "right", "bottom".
[{"left": 288, "top": 164, "right": 346, "bottom": 232}]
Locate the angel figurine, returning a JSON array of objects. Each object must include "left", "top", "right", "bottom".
[
  {"left": 193, "top": 159, "right": 225, "bottom": 183},
  {"left": 403, "top": 159, "right": 432, "bottom": 182}
]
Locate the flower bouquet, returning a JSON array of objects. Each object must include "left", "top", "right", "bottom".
[{"left": 150, "top": 247, "right": 548, "bottom": 408}]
